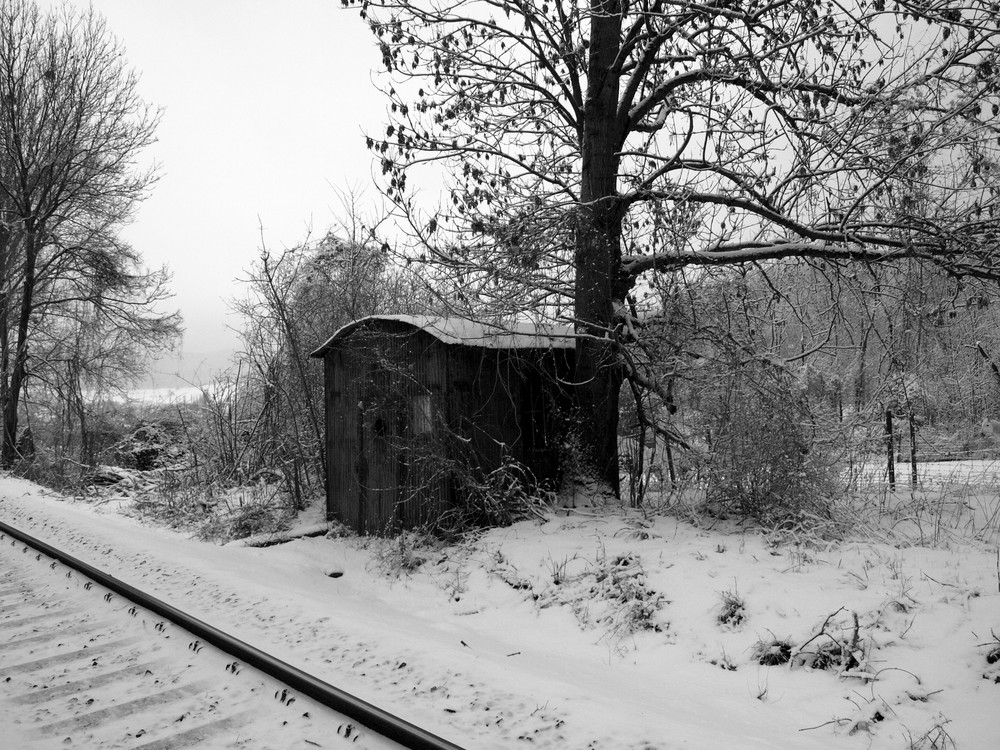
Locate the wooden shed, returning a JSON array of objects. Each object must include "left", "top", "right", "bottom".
[{"left": 310, "top": 315, "right": 574, "bottom": 534}]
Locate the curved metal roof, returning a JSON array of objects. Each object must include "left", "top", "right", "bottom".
[{"left": 310, "top": 315, "right": 575, "bottom": 357}]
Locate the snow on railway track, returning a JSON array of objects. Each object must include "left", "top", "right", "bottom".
[{"left": 0, "top": 522, "right": 462, "bottom": 750}]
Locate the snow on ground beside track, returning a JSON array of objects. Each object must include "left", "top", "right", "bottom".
[{"left": 1, "top": 473, "right": 999, "bottom": 749}]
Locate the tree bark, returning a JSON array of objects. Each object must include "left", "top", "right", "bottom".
[
  {"left": 3, "top": 227, "right": 38, "bottom": 467},
  {"left": 573, "top": 1, "right": 625, "bottom": 495},
  {"left": 885, "top": 408, "right": 895, "bottom": 491},
  {"left": 0, "top": 224, "right": 12, "bottom": 427}
]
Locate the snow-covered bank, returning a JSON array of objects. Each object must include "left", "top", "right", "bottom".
[{"left": 1, "top": 476, "right": 998, "bottom": 749}]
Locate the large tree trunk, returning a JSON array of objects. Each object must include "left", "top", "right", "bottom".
[
  {"left": 573, "top": 2, "right": 624, "bottom": 495},
  {"left": 0, "top": 223, "right": 12, "bottom": 426},
  {"left": 3, "top": 228, "right": 38, "bottom": 468}
]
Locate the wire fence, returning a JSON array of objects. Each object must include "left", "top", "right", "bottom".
[{"left": 620, "top": 424, "right": 1000, "bottom": 548}]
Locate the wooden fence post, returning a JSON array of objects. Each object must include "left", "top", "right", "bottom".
[{"left": 885, "top": 409, "right": 895, "bottom": 490}]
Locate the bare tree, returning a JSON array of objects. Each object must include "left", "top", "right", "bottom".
[
  {"left": 225, "top": 226, "right": 425, "bottom": 497},
  {"left": 350, "top": 0, "right": 1000, "bottom": 494},
  {"left": 29, "top": 223, "right": 180, "bottom": 469},
  {"left": 0, "top": 0, "right": 163, "bottom": 466}
]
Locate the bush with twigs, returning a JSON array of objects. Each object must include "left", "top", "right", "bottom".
[{"left": 700, "top": 358, "right": 844, "bottom": 526}]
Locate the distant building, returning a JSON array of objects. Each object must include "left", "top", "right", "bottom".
[{"left": 310, "top": 315, "right": 574, "bottom": 534}]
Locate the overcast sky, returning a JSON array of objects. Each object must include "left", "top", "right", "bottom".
[{"left": 48, "top": 0, "right": 388, "bottom": 379}]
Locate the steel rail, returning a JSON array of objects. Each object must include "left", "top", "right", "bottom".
[{"left": 0, "top": 518, "right": 465, "bottom": 750}]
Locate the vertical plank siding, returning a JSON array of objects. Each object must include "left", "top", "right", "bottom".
[{"left": 320, "top": 320, "right": 572, "bottom": 535}]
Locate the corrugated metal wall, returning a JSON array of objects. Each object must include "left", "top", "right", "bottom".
[{"left": 322, "top": 321, "right": 571, "bottom": 534}]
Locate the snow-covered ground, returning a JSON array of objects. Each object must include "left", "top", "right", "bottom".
[
  {"left": 125, "top": 386, "right": 206, "bottom": 405},
  {"left": 83, "top": 385, "right": 208, "bottom": 406},
  {"left": 1, "top": 471, "right": 999, "bottom": 749}
]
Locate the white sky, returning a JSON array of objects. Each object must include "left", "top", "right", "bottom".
[{"left": 55, "top": 0, "right": 388, "bottom": 361}]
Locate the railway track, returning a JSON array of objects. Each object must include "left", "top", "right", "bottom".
[{"left": 0, "top": 520, "right": 464, "bottom": 750}]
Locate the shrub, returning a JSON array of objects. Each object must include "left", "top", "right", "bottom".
[
  {"left": 197, "top": 499, "right": 292, "bottom": 542},
  {"left": 373, "top": 530, "right": 439, "bottom": 577},
  {"left": 431, "top": 450, "right": 550, "bottom": 536},
  {"left": 534, "top": 549, "right": 667, "bottom": 641},
  {"left": 192, "top": 480, "right": 292, "bottom": 542},
  {"left": 791, "top": 608, "right": 865, "bottom": 672},
  {"left": 717, "top": 586, "right": 746, "bottom": 627},
  {"left": 753, "top": 637, "right": 793, "bottom": 666},
  {"left": 112, "top": 419, "right": 185, "bottom": 470},
  {"left": 702, "top": 360, "right": 843, "bottom": 525}
]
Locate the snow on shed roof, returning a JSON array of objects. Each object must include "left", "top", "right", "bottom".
[{"left": 310, "top": 315, "right": 575, "bottom": 357}]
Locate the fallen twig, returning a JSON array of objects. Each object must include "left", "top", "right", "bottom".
[{"left": 799, "top": 718, "right": 850, "bottom": 732}]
